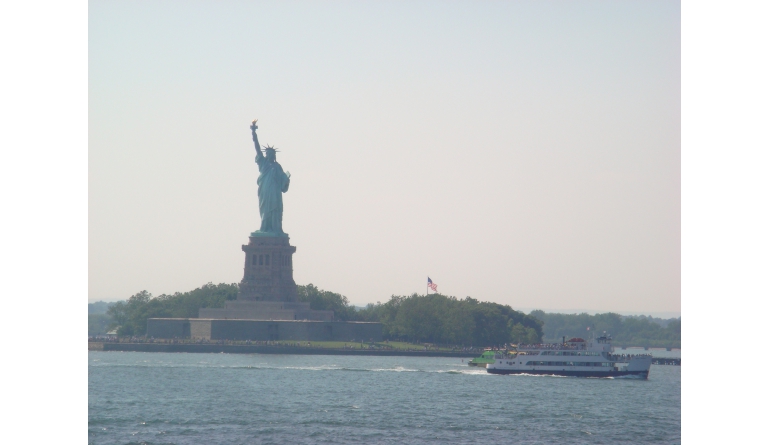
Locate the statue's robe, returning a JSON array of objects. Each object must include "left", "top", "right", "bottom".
[{"left": 256, "top": 155, "right": 290, "bottom": 233}]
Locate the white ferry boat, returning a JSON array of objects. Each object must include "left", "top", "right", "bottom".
[{"left": 486, "top": 334, "right": 652, "bottom": 379}]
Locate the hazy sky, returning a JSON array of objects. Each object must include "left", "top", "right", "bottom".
[{"left": 89, "top": 0, "right": 680, "bottom": 316}]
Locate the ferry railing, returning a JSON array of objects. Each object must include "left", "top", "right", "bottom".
[{"left": 517, "top": 344, "right": 588, "bottom": 351}]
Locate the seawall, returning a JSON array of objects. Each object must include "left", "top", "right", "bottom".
[{"left": 88, "top": 342, "right": 475, "bottom": 357}]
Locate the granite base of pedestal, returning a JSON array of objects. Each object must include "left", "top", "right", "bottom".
[
  {"left": 147, "top": 318, "right": 382, "bottom": 342},
  {"left": 199, "top": 300, "right": 333, "bottom": 322}
]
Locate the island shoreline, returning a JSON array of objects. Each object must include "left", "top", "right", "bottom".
[{"left": 88, "top": 342, "right": 477, "bottom": 357}]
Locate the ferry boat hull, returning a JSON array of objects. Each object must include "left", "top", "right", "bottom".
[
  {"left": 486, "top": 368, "right": 649, "bottom": 379},
  {"left": 486, "top": 335, "right": 653, "bottom": 380}
]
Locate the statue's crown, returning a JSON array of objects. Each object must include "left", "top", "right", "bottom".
[{"left": 262, "top": 144, "right": 280, "bottom": 153}]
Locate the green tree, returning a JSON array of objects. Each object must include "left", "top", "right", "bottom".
[
  {"left": 666, "top": 319, "right": 681, "bottom": 335},
  {"left": 357, "top": 296, "right": 404, "bottom": 338},
  {"left": 528, "top": 311, "right": 681, "bottom": 348},
  {"left": 88, "top": 314, "right": 112, "bottom": 335},
  {"left": 106, "top": 283, "right": 239, "bottom": 336},
  {"left": 359, "top": 293, "right": 542, "bottom": 346},
  {"left": 297, "top": 284, "right": 358, "bottom": 321},
  {"left": 509, "top": 322, "right": 539, "bottom": 344},
  {"left": 157, "top": 282, "right": 238, "bottom": 318}
]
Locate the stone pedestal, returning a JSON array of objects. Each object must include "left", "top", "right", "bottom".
[
  {"left": 198, "top": 233, "right": 333, "bottom": 321},
  {"left": 238, "top": 234, "right": 298, "bottom": 301},
  {"left": 199, "top": 301, "right": 333, "bottom": 322}
]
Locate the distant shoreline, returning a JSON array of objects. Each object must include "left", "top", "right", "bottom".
[
  {"left": 88, "top": 342, "right": 680, "bottom": 364},
  {"left": 88, "top": 342, "right": 476, "bottom": 357}
]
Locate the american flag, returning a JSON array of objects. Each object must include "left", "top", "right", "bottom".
[{"left": 427, "top": 277, "right": 438, "bottom": 291}]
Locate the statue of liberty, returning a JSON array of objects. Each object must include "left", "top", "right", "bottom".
[{"left": 250, "top": 120, "right": 291, "bottom": 235}]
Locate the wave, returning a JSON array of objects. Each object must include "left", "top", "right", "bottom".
[
  {"left": 508, "top": 373, "right": 569, "bottom": 378},
  {"left": 90, "top": 362, "right": 492, "bottom": 375}
]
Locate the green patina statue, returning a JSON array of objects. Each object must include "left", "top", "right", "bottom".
[{"left": 250, "top": 120, "right": 291, "bottom": 236}]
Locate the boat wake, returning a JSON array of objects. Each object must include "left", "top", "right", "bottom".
[{"left": 91, "top": 361, "right": 492, "bottom": 375}]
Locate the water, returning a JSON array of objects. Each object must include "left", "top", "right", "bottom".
[{"left": 89, "top": 352, "right": 680, "bottom": 444}]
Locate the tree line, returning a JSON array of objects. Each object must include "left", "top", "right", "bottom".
[
  {"left": 104, "top": 283, "right": 238, "bottom": 336},
  {"left": 530, "top": 310, "right": 681, "bottom": 348},
  {"left": 90, "top": 282, "right": 679, "bottom": 348},
  {"left": 299, "top": 284, "right": 543, "bottom": 345},
  {"left": 353, "top": 293, "right": 542, "bottom": 346},
  {"left": 95, "top": 282, "right": 543, "bottom": 346}
]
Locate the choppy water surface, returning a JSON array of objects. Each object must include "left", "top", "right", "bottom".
[{"left": 89, "top": 352, "right": 680, "bottom": 444}]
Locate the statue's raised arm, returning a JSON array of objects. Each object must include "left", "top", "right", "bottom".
[{"left": 251, "top": 119, "right": 264, "bottom": 161}]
